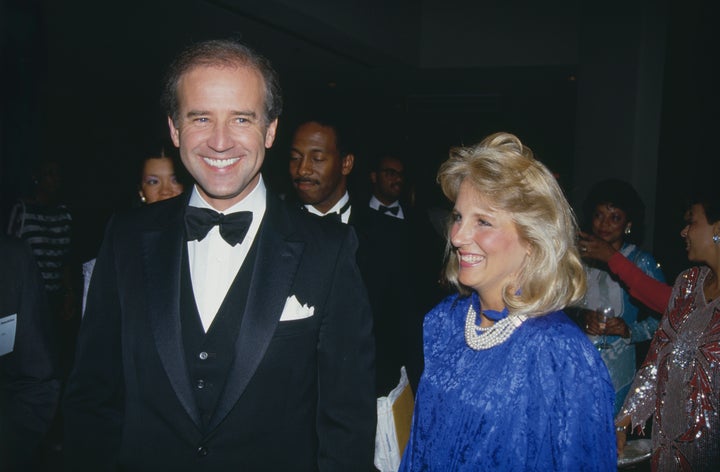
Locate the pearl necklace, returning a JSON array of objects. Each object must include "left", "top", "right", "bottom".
[{"left": 464, "top": 303, "right": 528, "bottom": 350}]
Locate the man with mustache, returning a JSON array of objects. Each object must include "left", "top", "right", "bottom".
[
  {"left": 289, "top": 118, "right": 355, "bottom": 222},
  {"left": 289, "top": 118, "right": 423, "bottom": 400}
]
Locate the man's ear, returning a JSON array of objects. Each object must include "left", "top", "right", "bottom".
[
  {"left": 370, "top": 171, "right": 377, "bottom": 185},
  {"left": 341, "top": 153, "right": 355, "bottom": 176},
  {"left": 265, "top": 118, "right": 279, "bottom": 148},
  {"left": 168, "top": 116, "right": 180, "bottom": 147}
]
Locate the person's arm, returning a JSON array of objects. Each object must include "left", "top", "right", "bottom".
[
  {"left": 579, "top": 231, "right": 671, "bottom": 314},
  {"left": 614, "top": 345, "right": 659, "bottom": 453},
  {"left": 540, "top": 326, "right": 617, "bottom": 470},
  {"left": 614, "top": 296, "right": 673, "bottom": 452},
  {"left": 62, "top": 217, "right": 124, "bottom": 471},
  {"left": 607, "top": 252, "right": 671, "bottom": 314},
  {"left": 316, "top": 228, "right": 376, "bottom": 471},
  {"left": 6, "top": 201, "right": 25, "bottom": 237},
  {"left": 1, "top": 239, "right": 61, "bottom": 466}
]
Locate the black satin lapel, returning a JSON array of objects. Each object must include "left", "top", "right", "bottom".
[
  {"left": 208, "top": 216, "right": 304, "bottom": 431},
  {"left": 142, "top": 222, "right": 202, "bottom": 427}
]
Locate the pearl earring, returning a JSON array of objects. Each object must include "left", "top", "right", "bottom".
[
  {"left": 713, "top": 234, "right": 720, "bottom": 244},
  {"left": 624, "top": 226, "right": 631, "bottom": 235},
  {"left": 140, "top": 195, "right": 147, "bottom": 203}
]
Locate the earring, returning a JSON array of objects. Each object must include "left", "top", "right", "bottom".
[
  {"left": 624, "top": 226, "right": 631, "bottom": 235},
  {"left": 713, "top": 234, "right": 720, "bottom": 244},
  {"left": 140, "top": 195, "right": 147, "bottom": 203}
]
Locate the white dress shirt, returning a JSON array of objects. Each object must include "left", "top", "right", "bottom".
[
  {"left": 369, "top": 195, "right": 404, "bottom": 219},
  {"left": 187, "top": 177, "right": 266, "bottom": 332},
  {"left": 304, "top": 191, "right": 352, "bottom": 224}
]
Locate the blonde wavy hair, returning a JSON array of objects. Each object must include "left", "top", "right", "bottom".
[{"left": 438, "top": 132, "right": 586, "bottom": 318}]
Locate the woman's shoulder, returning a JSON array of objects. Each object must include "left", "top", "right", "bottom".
[
  {"left": 522, "top": 311, "right": 597, "bottom": 354},
  {"left": 426, "top": 293, "right": 466, "bottom": 317},
  {"left": 671, "top": 266, "right": 704, "bottom": 291},
  {"left": 624, "top": 244, "right": 664, "bottom": 280},
  {"left": 524, "top": 311, "right": 578, "bottom": 335}
]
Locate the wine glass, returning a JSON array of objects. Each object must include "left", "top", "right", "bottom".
[{"left": 596, "top": 306, "right": 615, "bottom": 350}]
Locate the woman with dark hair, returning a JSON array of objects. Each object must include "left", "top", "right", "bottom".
[
  {"left": 400, "top": 132, "right": 615, "bottom": 471},
  {"left": 615, "top": 188, "right": 720, "bottom": 470},
  {"left": 81, "top": 150, "right": 185, "bottom": 314},
  {"left": 137, "top": 150, "right": 185, "bottom": 205},
  {"left": 577, "top": 179, "right": 665, "bottom": 415}
]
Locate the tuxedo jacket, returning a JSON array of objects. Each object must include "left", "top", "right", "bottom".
[
  {"left": 353, "top": 201, "right": 449, "bottom": 394},
  {"left": 0, "top": 235, "right": 60, "bottom": 470},
  {"left": 63, "top": 191, "right": 376, "bottom": 471}
]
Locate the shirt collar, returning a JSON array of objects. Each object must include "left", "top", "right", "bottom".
[
  {"left": 305, "top": 191, "right": 350, "bottom": 217},
  {"left": 369, "top": 195, "right": 400, "bottom": 211}
]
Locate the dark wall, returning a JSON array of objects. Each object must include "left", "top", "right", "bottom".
[
  {"left": 653, "top": 0, "right": 719, "bottom": 282},
  {"left": 1, "top": 0, "right": 578, "bottom": 264}
]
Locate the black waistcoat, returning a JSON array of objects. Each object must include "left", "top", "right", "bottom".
[{"left": 180, "top": 239, "right": 259, "bottom": 430}]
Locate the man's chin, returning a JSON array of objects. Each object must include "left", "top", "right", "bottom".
[{"left": 294, "top": 191, "right": 317, "bottom": 205}]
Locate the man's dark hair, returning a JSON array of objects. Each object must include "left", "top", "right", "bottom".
[
  {"left": 293, "top": 112, "right": 355, "bottom": 158},
  {"left": 161, "top": 39, "right": 283, "bottom": 126}
]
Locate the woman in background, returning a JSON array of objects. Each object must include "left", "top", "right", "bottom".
[
  {"left": 400, "top": 132, "right": 615, "bottom": 471},
  {"left": 137, "top": 151, "right": 185, "bottom": 205},
  {"left": 577, "top": 179, "right": 665, "bottom": 415},
  {"left": 81, "top": 151, "right": 185, "bottom": 314},
  {"left": 616, "top": 189, "right": 720, "bottom": 470}
]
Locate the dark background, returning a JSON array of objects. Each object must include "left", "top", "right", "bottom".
[{"left": 1, "top": 0, "right": 717, "bottom": 282}]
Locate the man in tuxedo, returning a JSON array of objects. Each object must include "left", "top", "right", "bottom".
[
  {"left": 368, "top": 155, "right": 406, "bottom": 220},
  {"left": 0, "top": 235, "right": 60, "bottom": 471},
  {"left": 289, "top": 119, "right": 422, "bottom": 396},
  {"left": 64, "top": 39, "right": 375, "bottom": 471},
  {"left": 289, "top": 118, "right": 356, "bottom": 222}
]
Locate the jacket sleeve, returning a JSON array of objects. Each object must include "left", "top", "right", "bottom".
[
  {"left": 62, "top": 216, "right": 124, "bottom": 471},
  {"left": 316, "top": 227, "right": 376, "bottom": 471},
  {"left": 0, "top": 238, "right": 61, "bottom": 467}
]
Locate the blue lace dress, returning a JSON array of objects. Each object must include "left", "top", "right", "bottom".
[{"left": 400, "top": 294, "right": 616, "bottom": 471}]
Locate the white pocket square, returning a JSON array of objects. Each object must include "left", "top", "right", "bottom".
[{"left": 279, "top": 295, "right": 315, "bottom": 322}]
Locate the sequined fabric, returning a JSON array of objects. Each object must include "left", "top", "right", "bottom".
[
  {"left": 400, "top": 294, "right": 616, "bottom": 471},
  {"left": 619, "top": 266, "right": 720, "bottom": 470}
]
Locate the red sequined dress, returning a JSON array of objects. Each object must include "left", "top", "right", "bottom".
[{"left": 619, "top": 266, "right": 720, "bottom": 470}]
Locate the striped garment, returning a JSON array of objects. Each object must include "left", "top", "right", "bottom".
[{"left": 7, "top": 201, "right": 72, "bottom": 294}]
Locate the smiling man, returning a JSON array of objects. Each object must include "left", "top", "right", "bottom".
[{"left": 64, "top": 39, "right": 375, "bottom": 471}]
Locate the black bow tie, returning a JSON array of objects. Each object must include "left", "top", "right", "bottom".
[
  {"left": 185, "top": 207, "right": 253, "bottom": 246},
  {"left": 322, "top": 212, "right": 342, "bottom": 222},
  {"left": 303, "top": 200, "right": 351, "bottom": 223},
  {"left": 379, "top": 205, "right": 399, "bottom": 216}
]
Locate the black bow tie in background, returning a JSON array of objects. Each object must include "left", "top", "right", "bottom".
[
  {"left": 306, "top": 200, "right": 351, "bottom": 223},
  {"left": 185, "top": 207, "right": 253, "bottom": 246},
  {"left": 378, "top": 205, "right": 399, "bottom": 216},
  {"left": 322, "top": 212, "right": 342, "bottom": 222}
]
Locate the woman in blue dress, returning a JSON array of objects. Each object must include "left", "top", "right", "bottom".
[
  {"left": 577, "top": 179, "right": 665, "bottom": 415},
  {"left": 400, "top": 132, "right": 616, "bottom": 471}
]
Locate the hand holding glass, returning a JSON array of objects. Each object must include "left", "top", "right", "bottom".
[{"left": 596, "top": 306, "right": 615, "bottom": 350}]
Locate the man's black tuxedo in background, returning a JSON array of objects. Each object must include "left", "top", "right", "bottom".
[
  {"left": 63, "top": 191, "right": 376, "bottom": 471},
  {"left": 344, "top": 203, "right": 422, "bottom": 396},
  {"left": 359, "top": 200, "right": 448, "bottom": 395},
  {"left": 0, "top": 235, "right": 60, "bottom": 471}
]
